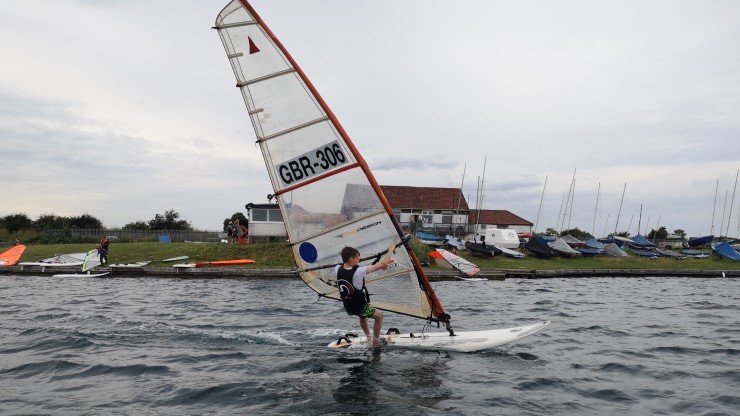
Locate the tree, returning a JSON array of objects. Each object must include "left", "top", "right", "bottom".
[
  {"left": 68, "top": 213, "right": 104, "bottom": 229},
  {"left": 34, "top": 214, "right": 68, "bottom": 231},
  {"left": 673, "top": 229, "right": 687, "bottom": 239},
  {"left": 223, "top": 212, "right": 248, "bottom": 229},
  {"left": 2, "top": 213, "right": 33, "bottom": 233},
  {"left": 647, "top": 226, "right": 668, "bottom": 240},
  {"left": 122, "top": 221, "right": 150, "bottom": 231},
  {"left": 560, "top": 227, "right": 593, "bottom": 240},
  {"left": 148, "top": 209, "right": 192, "bottom": 231}
]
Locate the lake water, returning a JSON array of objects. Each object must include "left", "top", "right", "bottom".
[{"left": 1, "top": 275, "right": 738, "bottom": 415}]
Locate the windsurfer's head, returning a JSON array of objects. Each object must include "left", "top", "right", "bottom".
[{"left": 340, "top": 246, "right": 360, "bottom": 263}]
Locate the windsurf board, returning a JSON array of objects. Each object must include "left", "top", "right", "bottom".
[
  {"left": 328, "top": 320, "right": 550, "bottom": 352},
  {"left": 53, "top": 272, "right": 110, "bottom": 278}
]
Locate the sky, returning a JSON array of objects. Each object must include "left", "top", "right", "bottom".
[{"left": 1, "top": 0, "right": 739, "bottom": 238}]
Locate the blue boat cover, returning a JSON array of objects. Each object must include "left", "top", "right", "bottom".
[
  {"left": 631, "top": 235, "right": 656, "bottom": 248},
  {"left": 688, "top": 235, "right": 714, "bottom": 247},
  {"left": 415, "top": 232, "right": 446, "bottom": 241},
  {"left": 713, "top": 242, "right": 740, "bottom": 261},
  {"left": 583, "top": 238, "right": 605, "bottom": 250},
  {"left": 631, "top": 249, "right": 658, "bottom": 258}
]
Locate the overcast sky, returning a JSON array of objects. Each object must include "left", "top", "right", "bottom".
[{"left": 2, "top": 0, "right": 739, "bottom": 238}]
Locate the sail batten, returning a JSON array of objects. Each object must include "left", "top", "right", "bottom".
[
  {"left": 236, "top": 67, "right": 297, "bottom": 87},
  {"left": 215, "top": 0, "right": 450, "bottom": 325}
]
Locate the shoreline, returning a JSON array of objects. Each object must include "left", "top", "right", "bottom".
[{"left": 1, "top": 265, "right": 737, "bottom": 279}]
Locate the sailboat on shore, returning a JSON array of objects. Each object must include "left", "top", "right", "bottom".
[{"left": 214, "top": 0, "right": 548, "bottom": 352}]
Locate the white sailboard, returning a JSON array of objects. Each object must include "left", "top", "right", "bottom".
[
  {"left": 435, "top": 249, "right": 480, "bottom": 277},
  {"left": 53, "top": 249, "right": 107, "bottom": 277},
  {"left": 214, "top": 1, "right": 549, "bottom": 352},
  {"left": 328, "top": 320, "right": 550, "bottom": 352}
]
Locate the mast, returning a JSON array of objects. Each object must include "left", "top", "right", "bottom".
[
  {"left": 711, "top": 178, "right": 718, "bottom": 235},
  {"left": 556, "top": 192, "right": 565, "bottom": 235},
  {"left": 720, "top": 189, "right": 728, "bottom": 238},
  {"left": 725, "top": 169, "right": 739, "bottom": 237},
  {"left": 613, "top": 183, "right": 627, "bottom": 235},
  {"left": 534, "top": 175, "right": 548, "bottom": 234},
  {"left": 566, "top": 179, "right": 576, "bottom": 232},
  {"left": 454, "top": 163, "right": 467, "bottom": 236},
  {"left": 560, "top": 168, "right": 576, "bottom": 232},
  {"left": 592, "top": 182, "right": 600, "bottom": 237}
]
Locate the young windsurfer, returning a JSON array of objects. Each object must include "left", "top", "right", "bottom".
[{"left": 335, "top": 244, "right": 396, "bottom": 348}]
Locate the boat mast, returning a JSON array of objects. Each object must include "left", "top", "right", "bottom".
[
  {"left": 560, "top": 168, "right": 576, "bottom": 233},
  {"left": 613, "top": 183, "right": 627, "bottom": 236},
  {"left": 556, "top": 192, "right": 565, "bottom": 234},
  {"left": 725, "top": 169, "right": 739, "bottom": 237},
  {"left": 566, "top": 179, "right": 576, "bottom": 232},
  {"left": 711, "top": 178, "right": 718, "bottom": 235},
  {"left": 592, "top": 182, "right": 600, "bottom": 237},
  {"left": 720, "top": 189, "right": 728, "bottom": 238},
  {"left": 534, "top": 175, "right": 548, "bottom": 235},
  {"left": 454, "top": 163, "right": 466, "bottom": 237}
]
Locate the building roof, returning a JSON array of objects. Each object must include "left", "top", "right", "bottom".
[
  {"left": 469, "top": 209, "right": 532, "bottom": 226},
  {"left": 380, "top": 185, "right": 469, "bottom": 211}
]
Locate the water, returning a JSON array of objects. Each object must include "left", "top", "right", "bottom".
[{"left": 1, "top": 275, "right": 738, "bottom": 415}]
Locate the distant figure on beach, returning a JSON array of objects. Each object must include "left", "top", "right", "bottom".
[
  {"left": 98, "top": 237, "right": 109, "bottom": 265},
  {"left": 238, "top": 221, "right": 249, "bottom": 244}
]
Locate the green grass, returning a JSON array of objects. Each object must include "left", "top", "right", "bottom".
[
  {"left": 12, "top": 241, "right": 740, "bottom": 271},
  {"left": 17, "top": 242, "right": 294, "bottom": 268}
]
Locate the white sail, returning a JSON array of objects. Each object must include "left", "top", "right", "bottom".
[
  {"left": 435, "top": 249, "right": 480, "bottom": 277},
  {"left": 82, "top": 249, "right": 100, "bottom": 272},
  {"left": 215, "top": 1, "right": 450, "bottom": 325}
]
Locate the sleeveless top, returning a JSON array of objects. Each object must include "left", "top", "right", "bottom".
[{"left": 336, "top": 265, "right": 369, "bottom": 316}]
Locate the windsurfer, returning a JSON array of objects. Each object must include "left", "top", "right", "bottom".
[{"left": 335, "top": 244, "right": 396, "bottom": 348}]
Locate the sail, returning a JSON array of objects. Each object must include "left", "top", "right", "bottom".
[
  {"left": 0, "top": 244, "right": 26, "bottom": 266},
  {"left": 214, "top": 1, "right": 449, "bottom": 324},
  {"left": 82, "top": 249, "right": 101, "bottom": 272}
]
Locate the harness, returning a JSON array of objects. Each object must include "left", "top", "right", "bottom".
[{"left": 336, "top": 265, "right": 370, "bottom": 316}]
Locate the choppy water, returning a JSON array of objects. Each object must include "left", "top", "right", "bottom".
[{"left": 1, "top": 275, "right": 738, "bottom": 415}]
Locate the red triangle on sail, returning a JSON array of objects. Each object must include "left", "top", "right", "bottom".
[{"left": 248, "top": 37, "right": 260, "bottom": 54}]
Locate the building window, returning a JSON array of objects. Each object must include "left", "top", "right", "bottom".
[
  {"left": 441, "top": 211, "right": 452, "bottom": 224},
  {"left": 393, "top": 209, "right": 401, "bottom": 222},
  {"left": 269, "top": 209, "right": 283, "bottom": 222},
  {"left": 422, "top": 210, "right": 433, "bottom": 224},
  {"left": 252, "top": 209, "right": 268, "bottom": 222}
]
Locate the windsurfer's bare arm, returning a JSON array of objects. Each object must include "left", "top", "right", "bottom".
[{"left": 366, "top": 244, "right": 395, "bottom": 273}]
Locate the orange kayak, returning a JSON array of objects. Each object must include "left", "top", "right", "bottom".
[
  {"left": 193, "top": 259, "right": 256, "bottom": 268},
  {"left": 0, "top": 244, "right": 26, "bottom": 266}
]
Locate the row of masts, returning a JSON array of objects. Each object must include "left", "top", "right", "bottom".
[{"left": 532, "top": 168, "right": 740, "bottom": 239}]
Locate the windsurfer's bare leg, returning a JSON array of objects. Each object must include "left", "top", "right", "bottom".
[
  {"left": 371, "top": 310, "right": 384, "bottom": 347},
  {"left": 359, "top": 318, "right": 371, "bottom": 340}
]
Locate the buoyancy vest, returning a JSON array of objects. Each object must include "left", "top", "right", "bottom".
[{"left": 336, "top": 265, "right": 369, "bottom": 316}]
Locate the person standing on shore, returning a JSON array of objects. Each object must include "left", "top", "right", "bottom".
[
  {"left": 98, "top": 237, "right": 109, "bottom": 265},
  {"left": 334, "top": 244, "right": 396, "bottom": 348}
]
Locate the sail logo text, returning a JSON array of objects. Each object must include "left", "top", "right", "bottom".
[
  {"left": 334, "top": 221, "right": 382, "bottom": 238},
  {"left": 277, "top": 141, "right": 349, "bottom": 187}
]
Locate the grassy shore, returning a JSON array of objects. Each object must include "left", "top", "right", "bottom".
[{"left": 12, "top": 241, "right": 740, "bottom": 271}]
